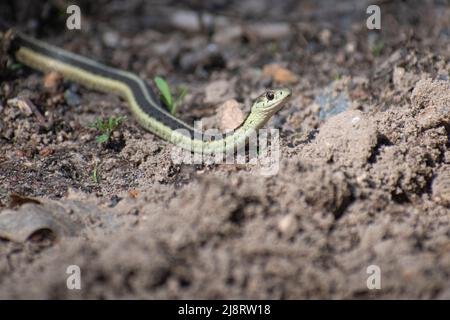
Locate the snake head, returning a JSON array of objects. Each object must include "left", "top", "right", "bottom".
[{"left": 251, "top": 88, "right": 291, "bottom": 116}]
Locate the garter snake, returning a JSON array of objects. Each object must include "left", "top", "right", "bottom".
[{"left": 10, "top": 31, "right": 291, "bottom": 154}]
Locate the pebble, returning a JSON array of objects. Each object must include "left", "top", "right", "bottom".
[
  {"left": 103, "top": 31, "right": 120, "bottom": 47},
  {"left": 169, "top": 10, "right": 216, "bottom": 33},
  {"left": 170, "top": 10, "right": 202, "bottom": 32},
  {"left": 0, "top": 203, "right": 80, "bottom": 242},
  {"left": 277, "top": 214, "right": 297, "bottom": 236},
  {"left": 245, "top": 23, "right": 290, "bottom": 41},
  {"left": 204, "top": 79, "right": 236, "bottom": 105},
  {"left": 351, "top": 116, "right": 361, "bottom": 124},
  {"left": 128, "top": 189, "right": 139, "bottom": 198},
  {"left": 179, "top": 44, "right": 226, "bottom": 73},
  {"left": 213, "top": 25, "right": 243, "bottom": 45},
  {"left": 345, "top": 42, "right": 356, "bottom": 53},
  {"left": 64, "top": 89, "right": 81, "bottom": 107},
  {"left": 319, "top": 29, "right": 331, "bottom": 46},
  {"left": 7, "top": 98, "right": 32, "bottom": 116},
  {"left": 217, "top": 99, "right": 245, "bottom": 132},
  {"left": 262, "top": 64, "right": 298, "bottom": 84},
  {"left": 43, "top": 71, "right": 62, "bottom": 90},
  {"left": 39, "top": 147, "right": 54, "bottom": 158}
]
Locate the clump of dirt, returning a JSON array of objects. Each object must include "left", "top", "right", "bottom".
[{"left": 0, "top": 0, "right": 449, "bottom": 299}]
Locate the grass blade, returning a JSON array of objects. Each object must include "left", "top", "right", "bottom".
[{"left": 154, "top": 76, "right": 173, "bottom": 111}]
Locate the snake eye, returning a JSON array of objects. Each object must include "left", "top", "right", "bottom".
[{"left": 266, "top": 91, "right": 274, "bottom": 100}]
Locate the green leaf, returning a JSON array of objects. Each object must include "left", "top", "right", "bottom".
[
  {"left": 7, "top": 63, "right": 22, "bottom": 71},
  {"left": 88, "top": 115, "right": 126, "bottom": 145},
  {"left": 371, "top": 40, "right": 384, "bottom": 56},
  {"left": 96, "top": 133, "right": 109, "bottom": 144},
  {"left": 97, "top": 118, "right": 106, "bottom": 131},
  {"left": 154, "top": 76, "right": 173, "bottom": 111},
  {"left": 92, "top": 168, "right": 99, "bottom": 183},
  {"left": 87, "top": 119, "right": 100, "bottom": 129},
  {"left": 108, "top": 116, "right": 114, "bottom": 129},
  {"left": 115, "top": 116, "right": 127, "bottom": 126}
]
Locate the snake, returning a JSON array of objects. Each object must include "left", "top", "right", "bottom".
[{"left": 10, "top": 31, "right": 291, "bottom": 154}]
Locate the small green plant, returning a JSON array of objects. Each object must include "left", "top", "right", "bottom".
[
  {"left": 88, "top": 115, "right": 126, "bottom": 144},
  {"left": 7, "top": 62, "right": 22, "bottom": 71},
  {"left": 370, "top": 40, "right": 384, "bottom": 56},
  {"left": 2, "top": 61, "right": 22, "bottom": 76},
  {"left": 92, "top": 167, "right": 99, "bottom": 183},
  {"left": 267, "top": 42, "right": 279, "bottom": 54},
  {"left": 154, "top": 76, "right": 187, "bottom": 115}
]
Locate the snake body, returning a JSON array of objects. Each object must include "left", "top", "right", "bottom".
[{"left": 12, "top": 32, "right": 291, "bottom": 153}]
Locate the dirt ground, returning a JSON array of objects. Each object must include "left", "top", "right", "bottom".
[{"left": 0, "top": 0, "right": 449, "bottom": 299}]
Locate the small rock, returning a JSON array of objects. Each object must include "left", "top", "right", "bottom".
[
  {"left": 170, "top": 10, "right": 213, "bottom": 33},
  {"left": 319, "top": 29, "right": 331, "bottom": 46},
  {"left": 39, "top": 147, "right": 54, "bottom": 158},
  {"left": 0, "top": 203, "right": 80, "bottom": 242},
  {"left": 245, "top": 23, "right": 290, "bottom": 41},
  {"left": 128, "top": 189, "right": 139, "bottom": 198},
  {"left": 262, "top": 64, "right": 298, "bottom": 84},
  {"left": 277, "top": 214, "right": 297, "bottom": 236},
  {"left": 43, "top": 71, "right": 62, "bottom": 90},
  {"left": 7, "top": 98, "right": 32, "bottom": 116},
  {"left": 152, "top": 38, "right": 182, "bottom": 57},
  {"left": 213, "top": 25, "right": 243, "bottom": 45},
  {"left": 204, "top": 79, "right": 236, "bottom": 105},
  {"left": 179, "top": 44, "right": 226, "bottom": 73},
  {"left": 201, "top": 99, "right": 245, "bottom": 132},
  {"left": 217, "top": 99, "right": 245, "bottom": 132},
  {"left": 173, "top": 11, "right": 201, "bottom": 31},
  {"left": 103, "top": 31, "right": 120, "bottom": 47},
  {"left": 345, "top": 42, "right": 356, "bottom": 53},
  {"left": 64, "top": 89, "right": 81, "bottom": 107}
]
